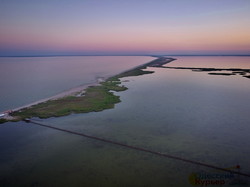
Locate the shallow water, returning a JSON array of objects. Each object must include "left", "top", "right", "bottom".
[
  {"left": 168, "top": 56, "right": 250, "bottom": 69},
  {"left": 0, "top": 56, "right": 250, "bottom": 186}
]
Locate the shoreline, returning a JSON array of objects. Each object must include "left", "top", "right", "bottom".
[
  {"left": 0, "top": 57, "right": 175, "bottom": 123},
  {"left": 11, "top": 79, "right": 105, "bottom": 112},
  {"left": 0, "top": 79, "right": 104, "bottom": 120}
]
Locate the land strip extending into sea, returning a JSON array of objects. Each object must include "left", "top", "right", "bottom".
[{"left": 0, "top": 57, "right": 175, "bottom": 124}]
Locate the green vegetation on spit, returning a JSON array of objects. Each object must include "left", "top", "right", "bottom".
[
  {"left": 12, "top": 81, "right": 125, "bottom": 120},
  {"left": 1, "top": 57, "right": 174, "bottom": 123},
  {"left": 0, "top": 118, "right": 8, "bottom": 124},
  {"left": 108, "top": 68, "right": 154, "bottom": 82}
]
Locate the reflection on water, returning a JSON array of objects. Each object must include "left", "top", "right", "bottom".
[
  {"left": 166, "top": 56, "right": 250, "bottom": 81},
  {"left": 168, "top": 56, "right": 250, "bottom": 69},
  {"left": 0, "top": 56, "right": 250, "bottom": 186}
]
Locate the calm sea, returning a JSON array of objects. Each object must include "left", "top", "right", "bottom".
[
  {"left": 0, "top": 56, "right": 250, "bottom": 186},
  {"left": 0, "top": 56, "right": 154, "bottom": 112}
]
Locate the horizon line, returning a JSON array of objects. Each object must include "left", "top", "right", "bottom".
[{"left": 1, "top": 54, "right": 250, "bottom": 58}]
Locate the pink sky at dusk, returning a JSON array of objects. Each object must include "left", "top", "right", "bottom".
[{"left": 0, "top": 0, "right": 250, "bottom": 56}]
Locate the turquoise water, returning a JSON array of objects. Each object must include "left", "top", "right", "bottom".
[{"left": 0, "top": 56, "right": 250, "bottom": 186}]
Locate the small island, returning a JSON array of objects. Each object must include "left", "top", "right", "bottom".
[{"left": 0, "top": 57, "right": 175, "bottom": 124}]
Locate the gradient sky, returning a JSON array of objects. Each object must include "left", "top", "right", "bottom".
[{"left": 0, "top": 0, "right": 250, "bottom": 56}]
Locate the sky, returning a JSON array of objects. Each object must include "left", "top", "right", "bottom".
[{"left": 0, "top": 0, "right": 250, "bottom": 56}]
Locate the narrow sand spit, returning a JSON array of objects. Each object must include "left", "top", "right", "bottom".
[
  {"left": 1, "top": 57, "right": 175, "bottom": 121},
  {"left": 0, "top": 77, "right": 107, "bottom": 118}
]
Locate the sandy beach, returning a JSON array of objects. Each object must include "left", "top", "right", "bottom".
[{"left": 0, "top": 77, "right": 106, "bottom": 120}]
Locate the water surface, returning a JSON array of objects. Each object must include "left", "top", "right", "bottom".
[{"left": 0, "top": 56, "right": 250, "bottom": 186}]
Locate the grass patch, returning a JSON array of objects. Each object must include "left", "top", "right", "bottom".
[
  {"left": 108, "top": 69, "right": 154, "bottom": 82},
  {"left": 0, "top": 118, "right": 8, "bottom": 124},
  {"left": 100, "top": 81, "right": 127, "bottom": 92}
]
